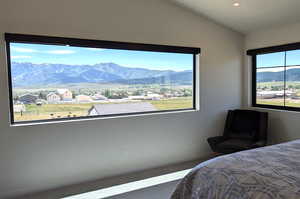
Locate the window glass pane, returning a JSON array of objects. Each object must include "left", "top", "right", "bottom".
[
  {"left": 286, "top": 49, "right": 300, "bottom": 66},
  {"left": 285, "top": 66, "right": 300, "bottom": 107},
  {"left": 257, "top": 52, "right": 285, "bottom": 68},
  {"left": 9, "top": 42, "right": 195, "bottom": 123},
  {"left": 256, "top": 67, "right": 284, "bottom": 106}
]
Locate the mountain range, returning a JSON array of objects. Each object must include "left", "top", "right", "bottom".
[
  {"left": 257, "top": 68, "right": 300, "bottom": 82},
  {"left": 11, "top": 62, "right": 193, "bottom": 87}
]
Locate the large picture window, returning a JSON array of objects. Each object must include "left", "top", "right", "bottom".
[
  {"left": 248, "top": 42, "right": 300, "bottom": 111},
  {"left": 5, "top": 33, "right": 200, "bottom": 125}
]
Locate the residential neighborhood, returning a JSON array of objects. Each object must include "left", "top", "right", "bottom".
[
  {"left": 13, "top": 87, "right": 193, "bottom": 120},
  {"left": 15, "top": 88, "right": 190, "bottom": 105}
]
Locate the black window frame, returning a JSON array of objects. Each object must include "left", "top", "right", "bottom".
[
  {"left": 247, "top": 42, "right": 300, "bottom": 112},
  {"left": 5, "top": 33, "right": 201, "bottom": 125}
]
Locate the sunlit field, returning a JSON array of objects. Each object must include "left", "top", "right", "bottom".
[{"left": 149, "top": 97, "right": 193, "bottom": 110}]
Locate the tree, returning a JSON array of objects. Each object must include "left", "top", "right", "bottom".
[
  {"left": 160, "top": 88, "right": 169, "bottom": 94},
  {"left": 104, "top": 89, "right": 112, "bottom": 98},
  {"left": 13, "top": 95, "right": 19, "bottom": 101},
  {"left": 38, "top": 91, "right": 47, "bottom": 100},
  {"left": 71, "top": 91, "right": 78, "bottom": 98},
  {"left": 133, "top": 90, "right": 144, "bottom": 96}
]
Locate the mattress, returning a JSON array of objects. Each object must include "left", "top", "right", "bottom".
[{"left": 171, "top": 140, "right": 300, "bottom": 199}]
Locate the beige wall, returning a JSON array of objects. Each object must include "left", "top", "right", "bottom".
[
  {"left": 245, "top": 22, "right": 300, "bottom": 144},
  {"left": 0, "top": 0, "right": 243, "bottom": 198}
]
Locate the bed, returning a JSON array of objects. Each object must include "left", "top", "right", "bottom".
[{"left": 171, "top": 140, "right": 300, "bottom": 199}]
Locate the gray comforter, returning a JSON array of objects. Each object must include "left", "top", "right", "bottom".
[{"left": 171, "top": 140, "right": 300, "bottom": 199}]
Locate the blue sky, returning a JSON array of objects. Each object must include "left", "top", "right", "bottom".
[
  {"left": 10, "top": 43, "right": 193, "bottom": 71},
  {"left": 257, "top": 50, "right": 300, "bottom": 68}
]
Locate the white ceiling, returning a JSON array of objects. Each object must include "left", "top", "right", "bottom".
[{"left": 169, "top": 0, "right": 300, "bottom": 34}]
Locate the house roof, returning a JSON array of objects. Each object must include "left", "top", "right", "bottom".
[
  {"left": 19, "top": 94, "right": 38, "bottom": 101},
  {"left": 92, "top": 94, "right": 107, "bottom": 100},
  {"left": 47, "top": 92, "right": 59, "bottom": 97},
  {"left": 20, "top": 94, "right": 37, "bottom": 98},
  {"left": 89, "top": 102, "right": 157, "bottom": 115}
]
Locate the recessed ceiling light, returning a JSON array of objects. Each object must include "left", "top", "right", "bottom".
[{"left": 233, "top": 2, "right": 240, "bottom": 7}]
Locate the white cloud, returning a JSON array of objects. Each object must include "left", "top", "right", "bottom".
[
  {"left": 11, "top": 55, "right": 32, "bottom": 59},
  {"left": 46, "top": 50, "right": 76, "bottom": 54},
  {"left": 258, "top": 66, "right": 300, "bottom": 72},
  {"left": 86, "top": 48, "right": 106, "bottom": 51},
  {"left": 258, "top": 68, "right": 284, "bottom": 72},
  {"left": 11, "top": 47, "right": 36, "bottom": 53}
]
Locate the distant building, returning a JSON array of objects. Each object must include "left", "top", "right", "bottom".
[
  {"left": 164, "top": 93, "right": 174, "bottom": 98},
  {"left": 128, "top": 94, "right": 162, "bottom": 100},
  {"left": 57, "top": 89, "right": 73, "bottom": 101},
  {"left": 19, "top": 94, "right": 38, "bottom": 104},
  {"left": 174, "top": 92, "right": 184, "bottom": 97},
  {"left": 257, "top": 90, "right": 296, "bottom": 99},
  {"left": 88, "top": 102, "right": 157, "bottom": 116},
  {"left": 47, "top": 92, "right": 61, "bottom": 103},
  {"left": 145, "top": 93, "right": 162, "bottom": 100},
  {"left": 128, "top": 95, "right": 146, "bottom": 100},
  {"left": 13, "top": 104, "right": 26, "bottom": 113},
  {"left": 76, "top": 95, "right": 93, "bottom": 103},
  {"left": 92, "top": 94, "right": 108, "bottom": 101}
]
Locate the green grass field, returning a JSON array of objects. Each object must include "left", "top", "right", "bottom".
[
  {"left": 149, "top": 97, "right": 193, "bottom": 110},
  {"left": 14, "top": 97, "right": 193, "bottom": 122}
]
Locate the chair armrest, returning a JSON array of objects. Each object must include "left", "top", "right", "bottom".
[{"left": 251, "top": 140, "right": 267, "bottom": 148}]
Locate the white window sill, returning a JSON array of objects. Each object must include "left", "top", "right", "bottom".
[
  {"left": 62, "top": 169, "right": 192, "bottom": 199},
  {"left": 11, "top": 109, "right": 198, "bottom": 127}
]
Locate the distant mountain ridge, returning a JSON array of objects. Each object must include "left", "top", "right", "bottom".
[
  {"left": 11, "top": 62, "right": 193, "bottom": 87},
  {"left": 257, "top": 68, "right": 300, "bottom": 82}
]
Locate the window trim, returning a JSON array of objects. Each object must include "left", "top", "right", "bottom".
[
  {"left": 247, "top": 42, "right": 300, "bottom": 112},
  {"left": 5, "top": 33, "right": 201, "bottom": 125}
]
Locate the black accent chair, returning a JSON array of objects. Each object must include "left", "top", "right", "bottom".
[{"left": 207, "top": 109, "right": 268, "bottom": 154}]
